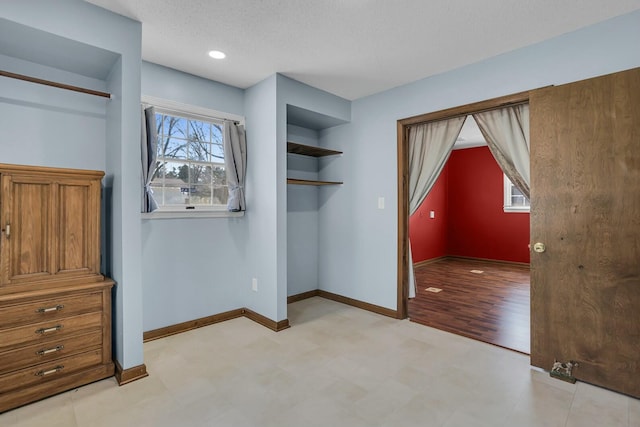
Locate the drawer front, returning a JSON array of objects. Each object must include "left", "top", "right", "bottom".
[
  {"left": 0, "top": 349, "right": 103, "bottom": 393},
  {"left": 0, "top": 292, "right": 103, "bottom": 329},
  {"left": 0, "top": 331, "right": 102, "bottom": 374},
  {"left": 0, "top": 312, "right": 102, "bottom": 351}
]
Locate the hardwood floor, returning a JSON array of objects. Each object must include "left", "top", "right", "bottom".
[{"left": 408, "top": 257, "right": 530, "bottom": 354}]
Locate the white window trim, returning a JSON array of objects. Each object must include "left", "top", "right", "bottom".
[
  {"left": 141, "top": 209, "right": 244, "bottom": 220},
  {"left": 503, "top": 174, "right": 530, "bottom": 213},
  {"left": 141, "top": 95, "right": 245, "bottom": 219},
  {"left": 141, "top": 95, "right": 244, "bottom": 125}
]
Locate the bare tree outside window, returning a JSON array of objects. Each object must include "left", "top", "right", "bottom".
[{"left": 150, "top": 112, "right": 228, "bottom": 208}]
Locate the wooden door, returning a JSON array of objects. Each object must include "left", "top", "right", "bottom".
[
  {"left": 530, "top": 68, "right": 640, "bottom": 397},
  {"left": 0, "top": 174, "right": 54, "bottom": 284}
]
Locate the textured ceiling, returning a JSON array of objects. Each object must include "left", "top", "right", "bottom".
[{"left": 86, "top": 0, "right": 640, "bottom": 100}]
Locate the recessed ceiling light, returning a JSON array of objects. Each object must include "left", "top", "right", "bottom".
[{"left": 208, "top": 50, "right": 226, "bottom": 59}]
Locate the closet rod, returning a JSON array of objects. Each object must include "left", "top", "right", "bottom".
[{"left": 0, "top": 70, "right": 112, "bottom": 99}]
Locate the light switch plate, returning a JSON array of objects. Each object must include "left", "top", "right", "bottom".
[{"left": 378, "top": 197, "right": 385, "bottom": 209}]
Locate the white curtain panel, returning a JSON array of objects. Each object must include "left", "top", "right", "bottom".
[
  {"left": 473, "top": 103, "right": 530, "bottom": 198},
  {"left": 223, "top": 120, "right": 247, "bottom": 212},
  {"left": 407, "top": 116, "right": 466, "bottom": 298},
  {"left": 141, "top": 106, "right": 158, "bottom": 213}
]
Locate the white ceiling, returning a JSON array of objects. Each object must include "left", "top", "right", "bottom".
[
  {"left": 85, "top": 0, "right": 640, "bottom": 100},
  {"left": 455, "top": 116, "right": 486, "bottom": 150}
]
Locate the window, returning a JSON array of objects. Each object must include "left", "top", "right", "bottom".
[
  {"left": 151, "top": 109, "right": 227, "bottom": 211},
  {"left": 503, "top": 174, "right": 530, "bottom": 212}
]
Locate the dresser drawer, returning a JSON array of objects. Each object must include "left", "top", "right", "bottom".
[
  {"left": 0, "top": 349, "right": 103, "bottom": 393},
  {"left": 0, "top": 331, "right": 102, "bottom": 374},
  {"left": 0, "top": 292, "right": 103, "bottom": 329},
  {"left": 0, "top": 312, "right": 102, "bottom": 351}
]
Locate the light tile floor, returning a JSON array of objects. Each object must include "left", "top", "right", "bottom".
[{"left": 2, "top": 297, "right": 638, "bottom": 426}]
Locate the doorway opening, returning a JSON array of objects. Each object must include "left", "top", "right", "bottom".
[{"left": 396, "top": 91, "right": 531, "bottom": 353}]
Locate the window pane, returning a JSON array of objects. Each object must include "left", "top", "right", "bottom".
[
  {"left": 212, "top": 124, "right": 223, "bottom": 158},
  {"left": 212, "top": 166, "right": 226, "bottom": 186},
  {"left": 511, "top": 185, "right": 530, "bottom": 207},
  {"left": 155, "top": 113, "right": 162, "bottom": 136},
  {"left": 161, "top": 137, "right": 188, "bottom": 160},
  {"left": 213, "top": 184, "right": 228, "bottom": 205},
  {"left": 190, "top": 164, "right": 212, "bottom": 185},
  {"left": 211, "top": 141, "right": 224, "bottom": 161},
  {"left": 189, "top": 185, "right": 213, "bottom": 205},
  {"left": 150, "top": 182, "right": 164, "bottom": 205},
  {"left": 162, "top": 160, "right": 189, "bottom": 182},
  {"left": 161, "top": 160, "right": 191, "bottom": 204},
  {"left": 162, "top": 115, "right": 187, "bottom": 139},
  {"left": 212, "top": 124, "right": 222, "bottom": 143},
  {"left": 189, "top": 120, "right": 210, "bottom": 142},
  {"left": 189, "top": 141, "right": 212, "bottom": 162}
]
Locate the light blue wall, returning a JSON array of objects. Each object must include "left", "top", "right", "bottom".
[
  {"left": 2, "top": 0, "right": 144, "bottom": 369},
  {"left": 0, "top": 54, "right": 108, "bottom": 170},
  {"left": 243, "top": 75, "right": 281, "bottom": 320},
  {"left": 140, "top": 62, "right": 247, "bottom": 331},
  {"left": 318, "top": 10, "right": 640, "bottom": 310},
  {"left": 287, "top": 125, "right": 320, "bottom": 296},
  {"left": 141, "top": 62, "right": 244, "bottom": 116}
]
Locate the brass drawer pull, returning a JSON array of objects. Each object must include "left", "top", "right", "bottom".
[
  {"left": 35, "top": 365, "right": 64, "bottom": 377},
  {"left": 36, "top": 304, "right": 64, "bottom": 313},
  {"left": 36, "top": 345, "right": 64, "bottom": 356},
  {"left": 35, "top": 325, "right": 63, "bottom": 334}
]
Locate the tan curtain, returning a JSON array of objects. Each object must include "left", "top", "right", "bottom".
[
  {"left": 407, "top": 116, "right": 466, "bottom": 297},
  {"left": 473, "top": 103, "right": 530, "bottom": 198},
  {"left": 409, "top": 117, "right": 466, "bottom": 214}
]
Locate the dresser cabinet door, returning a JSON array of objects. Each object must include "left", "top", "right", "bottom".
[
  {"left": 0, "top": 172, "right": 101, "bottom": 287},
  {"left": 1, "top": 174, "right": 53, "bottom": 284},
  {"left": 54, "top": 178, "right": 101, "bottom": 277}
]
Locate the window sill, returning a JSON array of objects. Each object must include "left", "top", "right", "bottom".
[
  {"left": 141, "top": 210, "right": 245, "bottom": 220},
  {"left": 503, "top": 206, "right": 530, "bottom": 213}
]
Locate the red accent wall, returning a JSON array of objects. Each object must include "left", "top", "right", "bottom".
[
  {"left": 409, "top": 146, "right": 530, "bottom": 264},
  {"left": 409, "top": 164, "right": 448, "bottom": 262}
]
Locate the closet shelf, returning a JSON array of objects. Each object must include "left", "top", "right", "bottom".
[
  {"left": 287, "top": 178, "right": 343, "bottom": 186},
  {"left": 287, "top": 142, "right": 342, "bottom": 157}
]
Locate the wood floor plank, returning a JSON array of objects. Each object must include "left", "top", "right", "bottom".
[{"left": 408, "top": 258, "right": 530, "bottom": 354}]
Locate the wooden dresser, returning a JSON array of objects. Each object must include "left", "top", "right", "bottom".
[{"left": 0, "top": 164, "right": 114, "bottom": 413}]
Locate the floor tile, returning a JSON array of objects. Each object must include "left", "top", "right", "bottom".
[{"left": 1, "top": 296, "right": 637, "bottom": 427}]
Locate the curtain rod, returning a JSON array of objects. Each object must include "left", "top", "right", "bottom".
[
  {"left": 0, "top": 70, "right": 112, "bottom": 99},
  {"left": 405, "top": 100, "right": 530, "bottom": 130}
]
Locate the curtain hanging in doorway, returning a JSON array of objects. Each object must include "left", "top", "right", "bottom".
[
  {"left": 409, "top": 116, "right": 467, "bottom": 214},
  {"left": 473, "top": 103, "right": 530, "bottom": 198},
  {"left": 408, "top": 116, "right": 466, "bottom": 297}
]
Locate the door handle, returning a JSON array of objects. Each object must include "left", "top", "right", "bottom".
[
  {"left": 3, "top": 224, "right": 9, "bottom": 238},
  {"left": 533, "top": 242, "right": 546, "bottom": 253}
]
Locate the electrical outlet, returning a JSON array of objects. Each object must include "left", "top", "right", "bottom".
[{"left": 251, "top": 278, "right": 258, "bottom": 292}]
